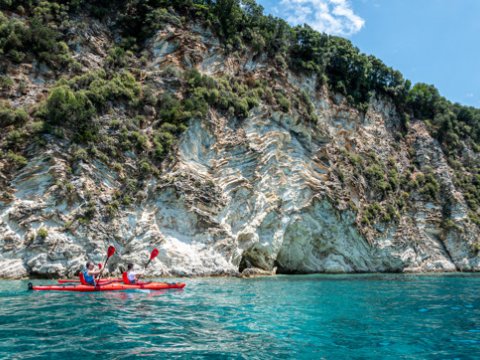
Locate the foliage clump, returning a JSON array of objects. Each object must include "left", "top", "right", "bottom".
[
  {"left": 0, "top": 4, "right": 72, "bottom": 67},
  {"left": 0, "top": 103, "right": 28, "bottom": 127},
  {"left": 37, "top": 227, "right": 48, "bottom": 239},
  {"left": 45, "top": 86, "right": 95, "bottom": 127}
]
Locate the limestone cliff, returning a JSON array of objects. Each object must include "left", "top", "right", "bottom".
[{"left": 0, "top": 3, "right": 479, "bottom": 278}]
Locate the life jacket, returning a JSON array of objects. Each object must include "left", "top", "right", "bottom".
[
  {"left": 78, "top": 272, "right": 88, "bottom": 285},
  {"left": 82, "top": 270, "right": 95, "bottom": 286},
  {"left": 122, "top": 272, "right": 133, "bottom": 285}
]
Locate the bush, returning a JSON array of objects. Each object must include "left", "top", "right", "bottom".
[
  {"left": 112, "top": 162, "right": 123, "bottom": 172},
  {"left": 0, "top": 75, "right": 13, "bottom": 91},
  {"left": 472, "top": 242, "right": 480, "bottom": 254},
  {"left": 106, "top": 200, "right": 120, "bottom": 217},
  {"left": 63, "top": 220, "right": 73, "bottom": 231},
  {"left": 64, "top": 182, "right": 75, "bottom": 193},
  {"left": 419, "top": 172, "right": 440, "bottom": 200},
  {"left": 233, "top": 97, "right": 249, "bottom": 117},
  {"left": 153, "top": 140, "right": 165, "bottom": 159},
  {"left": 6, "top": 150, "right": 27, "bottom": 167},
  {"left": 387, "top": 169, "right": 400, "bottom": 190},
  {"left": 37, "top": 227, "right": 48, "bottom": 239},
  {"left": 361, "top": 202, "right": 383, "bottom": 225},
  {"left": 86, "top": 71, "right": 140, "bottom": 109},
  {"left": 121, "top": 195, "right": 133, "bottom": 206},
  {"left": 365, "top": 164, "right": 391, "bottom": 195},
  {"left": 46, "top": 86, "right": 95, "bottom": 127},
  {"left": 159, "top": 122, "right": 179, "bottom": 135},
  {"left": 276, "top": 93, "right": 290, "bottom": 112},
  {"left": 105, "top": 46, "right": 132, "bottom": 69},
  {"left": 72, "top": 147, "right": 88, "bottom": 162},
  {"left": 347, "top": 152, "right": 363, "bottom": 167},
  {"left": 0, "top": 7, "right": 71, "bottom": 67},
  {"left": 130, "top": 131, "right": 148, "bottom": 150},
  {"left": 158, "top": 93, "right": 184, "bottom": 124},
  {"left": 139, "top": 159, "right": 153, "bottom": 175},
  {"left": 5, "top": 129, "right": 23, "bottom": 145},
  {"left": 82, "top": 201, "right": 96, "bottom": 221},
  {"left": 145, "top": 7, "right": 182, "bottom": 28},
  {"left": 26, "top": 121, "right": 45, "bottom": 134},
  {"left": 0, "top": 104, "right": 28, "bottom": 127}
]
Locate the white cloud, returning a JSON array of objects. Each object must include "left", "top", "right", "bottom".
[{"left": 278, "top": 0, "right": 365, "bottom": 37}]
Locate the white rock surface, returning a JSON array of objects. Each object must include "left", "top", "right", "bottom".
[{"left": 1, "top": 22, "right": 479, "bottom": 278}]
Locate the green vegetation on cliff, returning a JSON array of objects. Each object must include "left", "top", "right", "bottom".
[
  {"left": 2, "top": 0, "right": 476, "bottom": 141},
  {"left": 0, "top": 2, "right": 73, "bottom": 67},
  {"left": 1, "top": 0, "right": 480, "bottom": 226}
]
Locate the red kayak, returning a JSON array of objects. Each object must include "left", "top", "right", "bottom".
[
  {"left": 29, "top": 282, "right": 186, "bottom": 292},
  {"left": 57, "top": 278, "right": 122, "bottom": 284}
]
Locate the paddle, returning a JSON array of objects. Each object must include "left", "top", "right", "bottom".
[
  {"left": 104, "top": 245, "right": 116, "bottom": 269},
  {"left": 145, "top": 248, "right": 159, "bottom": 269},
  {"left": 133, "top": 248, "right": 158, "bottom": 286},
  {"left": 95, "top": 245, "right": 115, "bottom": 286},
  {"left": 142, "top": 248, "right": 174, "bottom": 286}
]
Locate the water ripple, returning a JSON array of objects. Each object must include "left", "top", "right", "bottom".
[{"left": 0, "top": 275, "right": 479, "bottom": 359}]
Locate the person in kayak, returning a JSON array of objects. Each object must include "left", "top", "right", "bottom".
[
  {"left": 125, "top": 263, "right": 152, "bottom": 285},
  {"left": 126, "top": 263, "right": 142, "bottom": 284},
  {"left": 83, "top": 261, "right": 103, "bottom": 285},
  {"left": 83, "top": 262, "right": 118, "bottom": 286}
]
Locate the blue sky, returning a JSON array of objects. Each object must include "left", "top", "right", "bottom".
[{"left": 257, "top": 0, "right": 480, "bottom": 108}]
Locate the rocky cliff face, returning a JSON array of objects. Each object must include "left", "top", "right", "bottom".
[{"left": 1, "top": 15, "right": 479, "bottom": 278}]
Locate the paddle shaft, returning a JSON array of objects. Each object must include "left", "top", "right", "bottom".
[
  {"left": 96, "top": 246, "right": 115, "bottom": 285},
  {"left": 140, "top": 249, "right": 159, "bottom": 280},
  {"left": 96, "top": 257, "right": 110, "bottom": 283}
]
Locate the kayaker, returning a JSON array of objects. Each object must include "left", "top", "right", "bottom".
[
  {"left": 126, "top": 263, "right": 143, "bottom": 284},
  {"left": 83, "top": 261, "right": 103, "bottom": 285}
]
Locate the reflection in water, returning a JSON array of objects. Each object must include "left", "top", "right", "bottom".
[{"left": 0, "top": 275, "right": 479, "bottom": 359}]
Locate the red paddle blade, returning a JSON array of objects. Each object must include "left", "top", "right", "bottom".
[
  {"left": 98, "top": 263, "right": 103, "bottom": 269},
  {"left": 107, "top": 245, "right": 116, "bottom": 258},
  {"left": 150, "top": 248, "right": 159, "bottom": 260}
]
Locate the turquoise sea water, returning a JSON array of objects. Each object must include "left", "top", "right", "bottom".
[{"left": 0, "top": 274, "right": 479, "bottom": 359}]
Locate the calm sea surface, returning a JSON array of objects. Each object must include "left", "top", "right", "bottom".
[{"left": 0, "top": 274, "right": 479, "bottom": 359}]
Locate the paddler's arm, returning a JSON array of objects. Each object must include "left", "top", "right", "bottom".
[{"left": 89, "top": 269, "right": 104, "bottom": 277}]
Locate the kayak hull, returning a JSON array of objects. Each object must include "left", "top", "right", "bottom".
[{"left": 30, "top": 282, "right": 186, "bottom": 292}]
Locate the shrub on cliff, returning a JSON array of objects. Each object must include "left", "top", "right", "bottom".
[
  {"left": 0, "top": 104, "right": 28, "bottom": 127},
  {"left": 37, "top": 227, "right": 48, "bottom": 239},
  {"left": 45, "top": 86, "right": 95, "bottom": 127},
  {"left": 275, "top": 93, "right": 290, "bottom": 112},
  {"left": 86, "top": 71, "right": 141, "bottom": 110},
  {"left": 0, "top": 75, "right": 13, "bottom": 91},
  {"left": 0, "top": 6, "right": 71, "bottom": 67},
  {"left": 407, "top": 83, "right": 442, "bottom": 120},
  {"left": 6, "top": 150, "right": 27, "bottom": 167}
]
